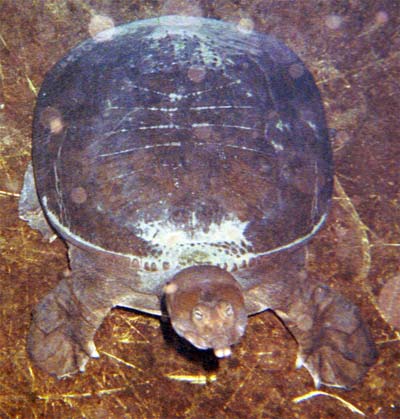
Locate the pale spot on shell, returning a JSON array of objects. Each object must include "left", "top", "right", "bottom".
[
  {"left": 325, "top": 14, "right": 343, "bottom": 30},
  {"left": 187, "top": 65, "right": 207, "bottom": 83},
  {"left": 194, "top": 125, "right": 213, "bottom": 140},
  {"left": 40, "top": 107, "right": 64, "bottom": 134},
  {"left": 289, "top": 63, "right": 305, "bottom": 79},
  {"left": 375, "top": 10, "right": 389, "bottom": 25},
  {"left": 266, "top": 110, "right": 279, "bottom": 121},
  {"left": 50, "top": 117, "right": 63, "bottom": 134},
  {"left": 70, "top": 186, "right": 88, "bottom": 204}
]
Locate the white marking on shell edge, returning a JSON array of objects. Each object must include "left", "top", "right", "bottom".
[
  {"left": 41, "top": 196, "right": 327, "bottom": 272},
  {"left": 99, "top": 142, "right": 181, "bottom": 158},
  {"left": 135, "top": 214, "right": 248, "bottom": 248}
]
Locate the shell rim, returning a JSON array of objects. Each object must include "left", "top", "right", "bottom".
[{"left": 42, "top": 196, "right": 329, "bottom": 273}]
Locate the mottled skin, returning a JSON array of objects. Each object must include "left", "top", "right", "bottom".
[{"left": 21, "top": 16, "right": 377, "bottom": 388}]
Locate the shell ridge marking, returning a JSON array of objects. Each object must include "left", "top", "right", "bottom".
[
  {"left": 191, "top": 105, "right": 254, "bottom": 111},
  {"left": 105, "top": 106, "right": 179, "bottom": 132},
  {"left": 191, "top": 123, "right": 257, "bottom": 131},
  {"left": 110, "top": 167, "right": 147, "bottom": 180},
  {"left": 115, "top": 106, "right": 180, "bottom": 113},
  {"left": 99, "top": 141, "right": 269, "bottom": 160},
  {"left": 224, "top": 144, "right": 265, "bottom": 154},
  {"left": 173, "top": 81, "right": 245, "bottom": 103},
  {"left": 42, "top": 197, "right": 328, "bottom": 272},
  {"left": 99, "top": 142, "right": 181, "bottom": 158},
  {"left": 99, "top": 124, "right": 258, "bottom": 159},
  {"left": 114, "top": 105, "right": 254, "bottom": 112},
  {"left": 185, "top": 80, "right": 242, "bottom": 99},
  {"left": 130, "top": 84, "right": 170, "bottom": 98},
  {"left": 129, "top": 80, "right": 241, "bottom": 102},
  {"left": 137, "top": 124, "right": 182, "bottom": 130}
]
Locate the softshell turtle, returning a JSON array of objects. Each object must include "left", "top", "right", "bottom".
[{"left": 20, "top": 15, "right": 377, "bottom": 388}]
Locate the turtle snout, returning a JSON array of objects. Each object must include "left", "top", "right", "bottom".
[
  {"left": 169, "top": 300, "right": 247, "bottom": 356},
  {"left": 187, "top": 301, "right": 247, "bottom": 355}
]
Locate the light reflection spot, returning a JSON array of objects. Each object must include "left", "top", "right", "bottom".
[
  {"left": 70, "top": 186, "right": 88, "bottom": 204},
  {"left": 89, "top": 15, "right": 115, "bottom": 40},
  {"left": 187, "top": 65, "right": 207, "bottom": 83},
  {"left": 325, "top": 14, "right": 343, "bottom": 30},
  {"left": 40, "top": 107, "right": 64, "bottom": 134}
]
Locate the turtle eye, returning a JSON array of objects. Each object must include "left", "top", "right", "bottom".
[
  {"left": 192, "top": 307, "right": 204, "bottom": 321},
  {"left": 224, "top": 303, "right": 234, "bottom": 318},
  {"left": 218, "top": 301, "right": 234, "bottom": 318}
]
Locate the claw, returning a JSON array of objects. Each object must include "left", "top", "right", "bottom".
[
  {"left": 214, "top": 347, "right": 232, "bottom": 358},
  {"left": 301, "top": 360, "right": 322, "bottom": 388},
  {"left": 87, "top": 341, "right": 100, "bottom": 358},
  {"left": 79, "top": 356, "right": 90, "bottom": 372},
  {"left": 295, "top": 353, "right": 305, "bottom": 369}
]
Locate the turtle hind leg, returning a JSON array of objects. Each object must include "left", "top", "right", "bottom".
[
  {"left": 19, "top": 163, "right": 56, "bottom": 241},
  {"left": 276, "top": 280, "right": 378, "bottom": 389}
]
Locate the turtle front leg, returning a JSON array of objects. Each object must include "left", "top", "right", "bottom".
[
  {"left": 274, "top": 279, "right": 378, "bottom": 388},
  {"left": 28, "top": 246, "right": 138, "bottom": 378},
  {"left": 19, "top": 163, "right": 56, "bottom": 241},
  {"left": 28, "top": 274, "right": 105, "bottom": 378}
]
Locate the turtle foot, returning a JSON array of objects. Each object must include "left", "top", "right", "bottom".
[
  {"left": 28, "top": 278, "right": 102, "bottom": 378},
  {"left": 295, "top": 321, "right": 377, "bottom": 389},
  {"left": 282, "top": 283, "right": 377, "bottom": 388}
]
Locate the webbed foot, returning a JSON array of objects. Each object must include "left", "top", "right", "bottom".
[
  {"left": 278, "top": 283, "right": 377, "bottom": 388},
  {"left": 28, "top": 278, "right": 104, "bottom": 378}
]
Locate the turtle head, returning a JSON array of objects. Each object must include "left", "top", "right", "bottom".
[{"left": 164, "top": 266, "right": 247, "bottom": 358}]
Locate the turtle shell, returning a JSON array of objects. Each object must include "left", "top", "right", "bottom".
[{"left": 32, "top": 15, "right": 333, "bottom": 273}]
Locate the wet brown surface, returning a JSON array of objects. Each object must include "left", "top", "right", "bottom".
[{"left": 0, "top": 1, "right": 399, "bottom": 418}]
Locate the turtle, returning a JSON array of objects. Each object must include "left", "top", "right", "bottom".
[{"left": 19, "top": 15, "right": 377, "bottom": 388}]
